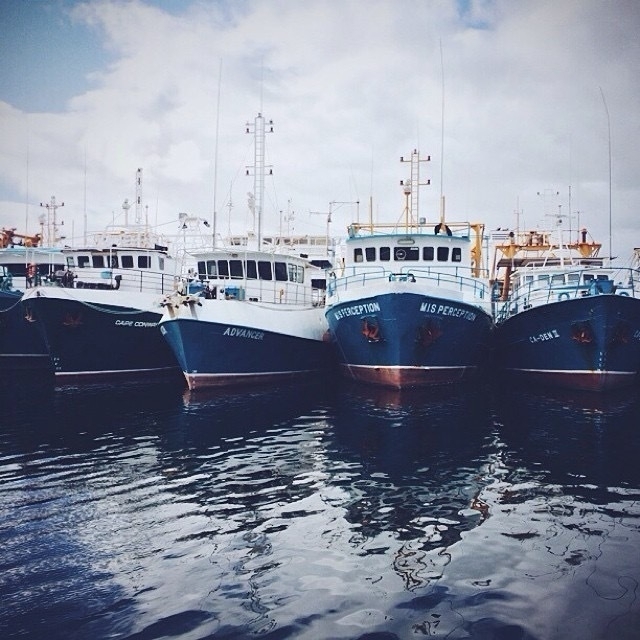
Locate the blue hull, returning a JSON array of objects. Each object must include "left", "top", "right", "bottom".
[
  {"left": 23, "top": 296, "right": 179, "bottom": 383},
  {"left": 0, "top": 290, "right": 51, "bottom": 371},
  {"left": 160, "top": 318, "right": 332, "bottom": 390},
  {"left": 493, "top": 294, "right": 640, "bottom": 390},
  {"left": 325, "top": 292, "right": 493, "bottom": 388}
]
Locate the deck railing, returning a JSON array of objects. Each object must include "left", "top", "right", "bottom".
[
  {"left": 495, "top": 267, "right": 640, "bottom": 323},
  {"left": 327, "top": 264, "right": 490, "bottom": 301},
  {"left": 41, "top": 267, "right": 179, "bottom": 295},
  {"left": 196, "top": 275, "right": 324, "bottom": 306}
]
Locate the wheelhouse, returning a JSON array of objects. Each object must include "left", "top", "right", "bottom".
[{"left": 191, "top": 248, "right": 327, "bottom": 305}]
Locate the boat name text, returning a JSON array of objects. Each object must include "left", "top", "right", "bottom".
[
  {"left": 115, "top": 320, "right": 158, "bottom": 328},
  {"left": 529, "top": 329, "right": 560, "bottom": 344},
  {"left": 420, "top": 302, "right": 477, "bottom": 322},
  {"left": 333, "top": 302, "right": 381, "bottom": 320},
  {"left": 223, "top": 326, "right": 265, "bottom": 340}
]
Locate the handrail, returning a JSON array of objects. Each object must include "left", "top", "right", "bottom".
[
  {"left": 496, "top": 266, "right": 640, "bottom": 322},
  {"left": 197, "top": 274, "right": 321, "bottom": 306},
  {"left": 327, "top": 264, "right": 490, "bottom": 299}
]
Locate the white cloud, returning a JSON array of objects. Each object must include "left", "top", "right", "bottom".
[{"left": 1, "top": 0, "right": 638, "bottom": 258}]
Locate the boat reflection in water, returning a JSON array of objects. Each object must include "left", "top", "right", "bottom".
[
  {"left": 2, "top": 373, "right": 640, "bottom": 640},
  {"left": 494, "top": 381, "right": 640, "bottom": 487},
  {"left": 483, "top": 382, "right": 640, "bottom": 639},
  {"left": 163, "top": 380, "right": 503, "bottom": 635},
  {"left": 174, "top": 380, "right": 331, "bottom": 450},
  {"left": 328, "top": 382, "right": 496, "bottom": 590}
]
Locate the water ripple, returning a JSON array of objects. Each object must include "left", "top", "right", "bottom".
[{"left": 1, "top": 376, "right": 640, "bottom": 638}]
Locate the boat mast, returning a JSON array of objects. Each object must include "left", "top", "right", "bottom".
[
  {"left": 600, "top": 87, "right": 612, "bottom": 261},
  {"left": 39, "top": 195, "right": 64, "bottom": 247},
  {"left": 212, "top": 59, "right": 222, "bottom": 248},
  {"left": 400, "top": 149, "right": 431, "bottom": 229},
  {"left": 246, "top": 113, "right": 273, "bottom": 246},
  {"left": 135, "top": 168, "right": 143, "bottom": 225},
  {"left": 439, "top": 39, "right": 446, "bottom": 226}
]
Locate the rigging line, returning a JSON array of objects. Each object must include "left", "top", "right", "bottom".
[
  {"left": 260, "top": 57, "right": 265, "bottom": 114},
  {"left": 75, "top": 298, "right": 157, "bottom": 315},
  {"left": 599, "top": 86, "right": 612, "bottom": 261},
  {"left": 83, "top": 142, "right": 88, "bottom": 245},
  {"left": 37, "top": 289, "right": 162, "bottom": 315},
  {"left": 0, "top": 299, "right": 23, "bottom": 313},
  {"left": 25, "top": 125, "right": 30, "bottom": 234},
  {"left": 439, "top": 39, "right": 445, "bottom": 208},
  {"left": 369, "top": 144, "right": 374, "bottom": 210},
  {"left": 212, "top": 58, "right": 223, "bottom": 246}
]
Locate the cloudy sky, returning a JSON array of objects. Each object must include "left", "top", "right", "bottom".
[{"left": 1, "top": 0, "right": 638, "bottom": 263}]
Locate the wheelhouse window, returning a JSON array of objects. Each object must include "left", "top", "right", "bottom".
[
  {"left": 423, "top": 246, "right": 434, "bottom": 261},
  {"left": 274, "top": 261, "right": 288, "bottom": 281},
  {"left": 109, "top": 255, "right": 119, "bottom": 268},
  {"left": 288, "top": 263, "right": 304, "bottom": 283},
  {"left": 200, "top": 260, "right": 216, "bottom": 277},
  {"left": 92, "top": 255, "right": 105, "bottom": 268},
  {"left": 394, "top": 247, "right": 419, "bottom": 261},
  {"left": 452, "top": 248, "right": 462, "bottom": 262},
  {"left": 551, "top": 274, "right": 565, "bottom": 284},
  {"left": 138, "top": 255, "right": 151, "bottom": 269},
  {"left": 354, "top": 248, "right": 363, "bottom": 262},
  {"left": 159, "top": 257, "right": 165, "bottom": 271},
  {"left": 380, "top": 247, "right": 390, "bottom": 261},
  {"left": 121, "top": 255, "right": 134, "bottom": 268},
  {"left": 217, "top": 260, "right": 229, "bottom": 278},
  {"left": 246, "top": 260, "right": 257, "bottom": 279},
  {"left": 77, "top": 256, "right": 90, "bottom": 268},
  {"left": 567, "top": 273, "right": 580, "bottom": 284},
  {"left": 229, "top": 259, "right": 243, "bottom": 279},
  {"left": 258, "top": 261, "right": 272, "bottom": 280},
  {"left": 365, "top": 247, "right": 376, "bottom": 262},
  {"left": 437, "top": 247, "right": 449, "bottom": 262}
]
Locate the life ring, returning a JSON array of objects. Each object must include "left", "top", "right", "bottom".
[
  {"left": 619, "top": 291, "right": 629, "bottom": 296},
  {"left": 396, "top": 249, "right": 406, "bottom": 260},
  {"left": 558, "top": 292, "right": 570, "bottom": 301}
]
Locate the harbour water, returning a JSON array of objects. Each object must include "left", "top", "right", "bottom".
[{"left": 1, "top": 372, "right": 639, "bottom": 639}]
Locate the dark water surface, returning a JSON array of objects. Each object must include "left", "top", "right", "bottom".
[{"left": 1, "top": 373, "right": 639, "bottom": 640}]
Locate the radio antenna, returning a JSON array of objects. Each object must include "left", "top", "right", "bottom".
[
  {"left": 599, "top": 86, "right": 612, "bottom": 261},
  {"left": 439, "top": 39, "right": 446, "bottom": 224},
  {"left": 212, "top": 58, "right": 222, "bottom": 246}
]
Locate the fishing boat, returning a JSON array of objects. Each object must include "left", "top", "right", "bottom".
[
  {"left": 0, "top": 228, "right": 59, "bottom": 372},
  {"left": 158, "top": 239, "right": 331, "bottom": 390},
  {"left": 158, "top": 114, "right": 332, "bottom": 390},
  {"left": 324, "top": 150, "right": 493, "bottom": 389},
  {"left": 21, "top": 188, "right": 181, "bottom": 384},
  {"left": 490, "top": 221, "right": 640, "bottom": 391}
]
